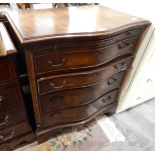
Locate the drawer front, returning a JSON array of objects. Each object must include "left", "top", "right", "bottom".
[
  {"left": 33, "top": 28, "right": 141, "bottom": 53},
  {"left": 40, "top": 71, "right": 125, "bottom": 113},
  {"left": 0, "top": 106, "right": 27, "bottom": 130},
  {"left": 34, "top": 37, "right": 137, "bottom": 75},
  {"left": 38, "top": 56, "right": 133, "bottom": 94},
  {"left": 0, "top": 121, "right": 32, "bottom": 144},
  {"left": 0, "top": 62, "right": 16, "bottom": 85},
  {"left": 40, "top": 89, "right": 118, "bottom": 128},
  {"left": 0, "top": 85, "right": 23, "bottom": 108}
]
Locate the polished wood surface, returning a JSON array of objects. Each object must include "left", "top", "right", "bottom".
[
  {"left": 6, "top": 6, "right": 150, "bottom": 44},
  {"left": 39, "top": 71, "right": 125, "bottom": 113},
  {"left": 0, "top": 23, "right": 16, "bottom": 56},
  {"left": 0, "top": 121, "right": 32, "bottom": 144},
  {"left": 37, "top": 56, "right": 132, "bottom": 95},
  {"left": 41, "top": 90, "right": 118, "bottom": 129},
  {"left": 0, "top": 85, "right": 25, "bottom": 108},
  {"left": 34, "top": 37, "right": 137, "bottom": 75},
  {"left": 5, "top": 6, "right": 151, "bottom": 143},
  {"left": 0, "top": 23, "right": 34, "bottom": 150}
]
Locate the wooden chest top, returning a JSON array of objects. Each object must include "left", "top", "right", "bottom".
[
  {"left": 0, "top": 23, "right": 16, "bottom": 57},
  {"left": 6, "top": 6, "right": 150, "bottom": 45}
]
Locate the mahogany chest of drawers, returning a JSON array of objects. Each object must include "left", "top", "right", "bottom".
[
  {"left": 0, "top": 23, "right": 35, "bottom": 150},
  {"left": 5, "top": 6, "right": 150, "bottom": 142}
]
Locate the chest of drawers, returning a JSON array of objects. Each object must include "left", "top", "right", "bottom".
[
  {"left": 6, "top": 6, "right": 150, "bottom": 142},
  {"left": 0, "top": 23, "right": 35, "bottom": 150}
]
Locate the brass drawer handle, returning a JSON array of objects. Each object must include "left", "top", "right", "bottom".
[
  {"left": 102, "top": 96, "right": 112, "bottom": 103},
  {"left": 0, "top": 115, "right": 9, "bottom": 126},
  {"left": 48, "top": 58, "right": 66, "bottom": 67},
  {"left": 50, "top": 112, "right": 62, "bottom": 118},
  {"left": 115, "top": 63, "right": 127, "bottom": 72},
  {"left": 50, "top": 81, "right": 66, "bottom": 89},
  {"left": 107, "top": 77, "right": 117, "bottom": 85},
  {"left": 0, "top": 96, "right": 4, "bottom": 106},
  {"left": 0, "top": 130, "right": 15, "bottom": 141},
  {"left": 118, "top": 42, "right": 131, "bottom": 49}
]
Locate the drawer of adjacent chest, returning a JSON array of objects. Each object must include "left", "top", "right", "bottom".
[
  {"left": 37, "top": 56, "right": 133, "bottom": 95},
  {"left": 0, "top": 62, "right": 16, "bottom": 85},
  {"left": 0, "top": 85, "right": 24, "bottom": 108},
  {"left": 0, "top": 121, "right": 32, "bottom": 144},
  {"left": 0, "top": 106, "right": 27, "bottom": 130},
  {"left": 39, "top": 71, "right": 125, "bottom": 113},
  {"left": 34, "top": 37, "right": 137, "bottom": 75},
  {"left": 40, "top": 90, "right": 118, "bottom": 129}
]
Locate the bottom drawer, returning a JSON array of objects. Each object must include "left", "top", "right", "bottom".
[
  {"left": 0, "top": 121, "right": 32, "bottom": 144},
  {"left": 40, "top": 89, "right": 118, "bottom": 129}
]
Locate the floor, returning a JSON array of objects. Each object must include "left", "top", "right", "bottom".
[
  {"left": 16, "top": 98, "right": 155, "bottom": 151},
  {"left": 100, "top": 98, "right": 155, "bottom": 151}
]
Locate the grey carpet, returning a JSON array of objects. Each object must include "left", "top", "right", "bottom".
[{"left": 100, "top": 98, "right": 155, "bottom": 151}]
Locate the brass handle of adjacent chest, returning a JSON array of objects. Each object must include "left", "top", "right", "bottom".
[
  {"left": 0, "top": 96, "right": 4, "bottom": 106},
  {"left": 115, "top": 63, "right": 127, "bottom": 72},
  {"left": 0, "top": 130, "right": 15, "bottom": 141},
  {"left": 107, "top": 77, "right": 117, "bottom": 85},
  {"left": 0, "top": 115, "right": 9, "bottom": 126},
  {"left": 50, "top": 80, "right": 66, "bottom": 89},
  {"left": 50, "top": 112, "right": 62, "bottom": 118},
  {"left": 102, "top": 96, "right": 112, "bottom": 103},
  {"left": 48, "top": 58, "right": 66, "bottom": 67},
  {"left": 118, "top": 42, "right": 131, "bottom": 49}
]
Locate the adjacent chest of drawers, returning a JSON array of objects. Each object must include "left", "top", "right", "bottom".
[
  {"left": 0, "top": 23, "right": 35, "bottom": 150},
  {"left": 6, "top": 6, "right": 151, "bottom": 142}
]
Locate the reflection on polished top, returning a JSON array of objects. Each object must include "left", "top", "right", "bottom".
[
  {"left": 0, "top": 23, "right": 16, "bottom": 57},
  {"left": 6, "top": 6, "right": 149, "bottom": 44}
]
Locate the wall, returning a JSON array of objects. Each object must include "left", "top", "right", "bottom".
[{"left": 100, "top": 0, "right": 155, "bottom": 112}]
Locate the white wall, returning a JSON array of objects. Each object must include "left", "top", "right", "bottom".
[
  {"left": 100, "top": 0, "right": 155, "bottom": 24},
  {"left": 100, "top": 0, "right": 155, "bottom": 112}
]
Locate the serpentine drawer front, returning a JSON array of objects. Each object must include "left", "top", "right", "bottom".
[
  {"left": 37, "top": 56, "right": 132, "bottom": 94},
  {"left": 39, "top": 71, "right": 125, "bottom": 113},
  {"left": 6, "top": 6, "right": 150, "bottom": 141},
  {"left": 34, "top": 37, "right": 137, "bottom": 75},
  {"left": 40, "top": 90, "right": 118, "bottom": 129}
]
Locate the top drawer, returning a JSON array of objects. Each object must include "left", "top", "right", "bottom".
[
  {"left": 34, "top": 37, "right": 138, "bottom": 75},
  {"left": 0, "top": 62, "right": 16, "bottom": 85}
]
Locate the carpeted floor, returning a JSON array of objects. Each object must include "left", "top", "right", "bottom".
[
  {"left": 16, "top": 98, "right": 155, "bottom": 151},
  {"left": 100, "top": 98, "right": 155, "bottom": 151}
]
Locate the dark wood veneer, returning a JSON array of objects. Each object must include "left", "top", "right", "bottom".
[
  {"left": 5, "top": 6, "right": 151, "bottom": 144},
  {"left": 0, "top": 23, "right": 35, "bottom": 150}
]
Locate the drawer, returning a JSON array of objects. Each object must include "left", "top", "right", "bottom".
[
  {"left": 33, "top": 28, "right": 141, "bottom": 53},
  {"left": 0, "top": 106, "right": 27, "bottom": 130},
  {"left": 39, "top": 71, "right": 125, "bottom": 113},
  {"left": 0, "top": 121, "right": 32, "bottom": 144},
  {"left": 0, "top": 62, "right": 16, "bottom": 85},
  {"left": 40, "top": 89, "right": 118, "bottom": 129},
  {"left": 34, "top": 37, "right": 137, "bottom": 75},
  {"left": 38, "top": 56, "right": 133, "bottom": 95},
  {"left": 0, "top": 85, "right": 24, "bottom": 108}
]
